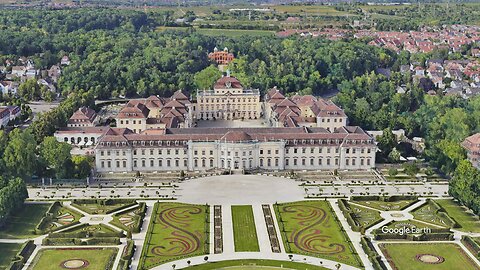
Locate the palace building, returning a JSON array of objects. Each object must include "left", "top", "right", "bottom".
[
  {"left": 462, "top": 133, "right": 480, "bottom": 169},
  {"left": 56, "top": 71, "right": 376, "bottom": 173},
  {"left": 208, "top": 47, "right": 235, "bottom": 65},
  {"left": 263, "top": 87, "right": 348, "bottom": 130},
  {"left": 95, "top": 126, "right": 376, "bottom": 173},
  {"left": 195, "top": 74, "right": 261, "bottom": 120}
]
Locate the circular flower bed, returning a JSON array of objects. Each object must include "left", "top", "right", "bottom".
[
  {"left": 60, "top": 259, "right": 90, "bottom": 269},
  {"left": 415, "top": 254, "right": 445, "bottom": 264}
]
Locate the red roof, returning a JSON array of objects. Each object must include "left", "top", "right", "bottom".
[{"left": 214, "top": 76, "right": 243, "bottom": 89}]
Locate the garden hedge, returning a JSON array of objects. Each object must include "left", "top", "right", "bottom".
[
  {"left": 118, "top": 240, "right": 135, "bottom": 270},
  {"left": 462, "top": 236, "right": 480, "bottom": 258},
  {"left": 7, "top": 240, "right": 36, "bottom": 270},
  {"left": 42, "top": 237, "right": 120, "bottom": 246},
  {"left": 360, "top": 237, "right": 387, "bottom": 270}
]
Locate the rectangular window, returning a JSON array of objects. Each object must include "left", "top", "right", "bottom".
[
  {"left": 175, "top": 160, "right": 179, "bottom": 167},
  {"left": 150, "top": 160, "right": 154, "bottom": 167},
  {"left": 167, "top": 160, "right": 171, "bottom": 166},
  {"left": 159, "top": 159, "right": 163, "bottom": 167}
]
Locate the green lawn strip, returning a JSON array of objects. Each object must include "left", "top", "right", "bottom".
[
  {"left": 27, "top": 248, "right": 118, "bottom": 270},
  {"left": 185, "top": 259, "right": 329, "bottom": 269},
  {"left": 0, "top": 203, "right": 50, "bottom": 239},
  {"left": 380, "top": 243, "right": 478, "bottom": 270},
  {"left": 411, "top": 200, "right": 451, "bottom": 228},
  {"left": 231, "top": 205, "right": 260, "bottom": 252},
  {"left": 0, "top": 243, "right": 23, "bottom": 268},
  {"left": 435, "top": 199, "right": 480, "bottom": 233},
  {"left": 274, "top": 201, "right": 361, "bottom": 268},
  {"left": 140, "top": 202, "right": 209, "bottom": 269},
  {"left": 348, "top": 204, "right": 383, "bottom": 229},
  {"left": 352, "top": 200, "right": 415, "bottom": 211}
]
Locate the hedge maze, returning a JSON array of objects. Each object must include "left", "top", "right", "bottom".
[{"left": 139, "top": 202, "right": 209, "bottom": 269}]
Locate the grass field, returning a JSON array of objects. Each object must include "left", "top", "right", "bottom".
[
  {"left": 275, "top": 201, "right": 361, "bottom": 268},
  {"left": 140, "top": 202, "right": 209, "bottom": 269},
  {"left": 28, "top": 248, "right": 117, "bottom": 270},
  {"left": 0, "top": 203, "right": 50, "bottom": 239},
  {"left": 0, "top": 243, "right": 22, "bottom": 268},
  {"left": 352, "top": 200, "right": 415, "bottom": 211},
  {"left": 380, "top": 243, "right": 479, "bottom": 270},
  {"left": 231, "top": 205, "right": 260, "bottom": 252},
  {"left": 435, "top": 199, "right": 480, "bottom": 233},
  {"left": 185, "top": 259, "right": 329, "bottom": 269}
]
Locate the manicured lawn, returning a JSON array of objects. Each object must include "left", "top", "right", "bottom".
[
  {"left": 348, "top": 203, "right": 383, "bottom": 229},
  {"left": 139, "top": 202, "right": 209, "bottom": 269},
  {"left": 28, "top": 248, "right": 117, "bottom": 270},
  {"left": 380, "top": 243, "right": 478, "bottom": 270},
  {"left": 0, "top": 243, "right": 22, "bottom": 268},
  {"left": 435, "top": 199, "right": 480, "bottom": 233},
  {"left": 275, "top": 201, "right": 361, "bottom": 268},
  {"left": 352, "top": 200, "right": 415, "bottom": 211},
  {"left": 411, "top": 200, "right": 452, "bottom": 228},
  {"left": 186, "top": 259, "right": 329, "bottom": 269},
  {"left": 231, "top": 205, "right": 260, "bottom": 252},
  {"left": 0, "top": 203, "right": 50, "bottom": 239}
]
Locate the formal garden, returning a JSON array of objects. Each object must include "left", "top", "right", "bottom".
[
  {"left": 139, "top": 202, "right": 210, "bottom": 270},
  {"left": 380, "top": 243, "right": 479, "bottom": 270},
  {"left": 71, "top": 199, "right": 137, "bottom": 215},
  {"left": 274, "top": 201, "right": 362, "bottom": 268},
  {"left": 27, "top": 247, "right": 118, "bottom": 270},
  {"left": 109, "top": 202, "right": 147, "bottom": 233},
  {"left": 231, "top": 205, "right": 260, "bottom": 252},
  {"left": 411, "top": 200, "right": 455, "bottom": 228},
  {"left": 338, "top": 199, "right": 383, "bottom": 232},
  {"left": 351, "top": 197, "right": 417, "bottom": 211}
]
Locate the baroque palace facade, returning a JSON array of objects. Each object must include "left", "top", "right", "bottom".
[
  {"left": 95, "top": 126, "right": 376, "bottom": 172},
  {"left": 91, "top": 75, "right": 376, "bottom": 173}
]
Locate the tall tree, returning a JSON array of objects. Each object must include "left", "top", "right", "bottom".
[{"left": 3, "top": 130, "right": 37, "bottom": 179}]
